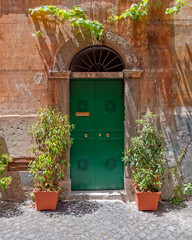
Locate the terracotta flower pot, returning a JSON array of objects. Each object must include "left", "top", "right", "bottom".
[
  {"left": 134, "top": 187, "right": 161, "bottom": 211},
  {"left": 33, "top": 189, "right": 59, "bottom": 211}
]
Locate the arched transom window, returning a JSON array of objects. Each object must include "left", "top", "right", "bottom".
[{"left": 70, "top": 46, "right": 125, "bottom": 72}]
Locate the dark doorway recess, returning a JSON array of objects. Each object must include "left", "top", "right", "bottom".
[{"left": 70, "top": 46, "right": 125, "bottom": 72}]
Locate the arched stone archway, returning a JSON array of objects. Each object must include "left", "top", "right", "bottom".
[{"left": 52, "top": 30, "right": 141, "bottom": 72}]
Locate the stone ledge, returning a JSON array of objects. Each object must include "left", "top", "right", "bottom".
[
  {"left": 48, "top": 70, "right": 144, "bottom": 79},
  {"left": 68, "top": 190, "right": 126, "bottom": 201},
  {"left": 123, "top": 69, "right": 144, "bottom": 78},
  {"left": 48, "top": 71, "right": 71, "bottom": 79},
  {"left": 0, "top": 114, "right": 37, "bottom": 119}
]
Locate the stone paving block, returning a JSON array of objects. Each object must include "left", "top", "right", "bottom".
[{"left": 0, "top": 200, "right": 192, "bottom": 240}]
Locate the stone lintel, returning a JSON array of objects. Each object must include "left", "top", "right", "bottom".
[
  {"left": 48, "top": 70, "right": 143, "bottom": 79},
  {"left": 71, "top": 72, "right": 123, "bottom": 79},
  {"left": 48, "top": 71, "right": 71, "bottom": 79},
  {"left": 123, "top": 69, "right": 144, "bottom": 78}
]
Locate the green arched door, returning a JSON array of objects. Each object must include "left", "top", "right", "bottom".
[{"left": 70, "top": 79, "right": 124, "bottom": 190}]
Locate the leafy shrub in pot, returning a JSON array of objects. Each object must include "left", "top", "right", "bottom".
[
  {"left": 29, "top": 108, "right": 74, "bottom": 210},
  {"left": 123, "top": 112, "right": 166, "bottom": 210}
]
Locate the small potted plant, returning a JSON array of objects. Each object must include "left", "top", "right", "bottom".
[
  {"left": 29, "top": 108, "right": 74, "bottom": 211},
  {"left": 123, "top": 112, "right": 166, "bottom": 211}
]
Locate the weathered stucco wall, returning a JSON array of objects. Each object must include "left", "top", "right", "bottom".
[
  {"left": 169, "top": 3, "right": 192, "bottom": 189},
  {"left": 0, "top": 0, "right": 191, "bottom": 200},
  {"left": 0, "top": 115, "right": 36, "bottom": 158},
  {"left": 0, "top": 1, "right": 48, "bottom": 114}
]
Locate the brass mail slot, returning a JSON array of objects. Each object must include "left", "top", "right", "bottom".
[{"left": 76, "top": 112, "right": 90, "bottom": 117}]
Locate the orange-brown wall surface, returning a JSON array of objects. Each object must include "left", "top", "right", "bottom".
[
  {"left": 0, "top": 1, "right": 191, "bottom": 200},
  {"left": 0, "top": 0, "right": 191, "bottom": 113}
]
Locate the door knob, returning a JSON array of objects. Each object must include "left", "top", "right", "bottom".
[
  {"left": 106, "top": 133, "right": 110, "bottom": 138},
  {"left": 84, "top": 133, "right": 88, "bottom": 138},
  {"left": 99, "top": 133, "right": 101, "bottom": 137}
]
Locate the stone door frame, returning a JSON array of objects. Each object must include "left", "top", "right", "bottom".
[{"left": 48, "top": 69, "right": 143, "bottom": 200}]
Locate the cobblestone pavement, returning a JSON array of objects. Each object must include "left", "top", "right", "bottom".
[{"left": 0, "top": 200, "right": 192, "bottom": 240}]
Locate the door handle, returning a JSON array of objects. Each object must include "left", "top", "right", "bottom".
[
  {"left": 99, "top": 133, "right": 101, "bottom": 137},
  {"left": 84, "top": 133, "right": 88, "bottom": 138},
  {"left": 106, "top": 133, "right": 110, "bottom": 138}
]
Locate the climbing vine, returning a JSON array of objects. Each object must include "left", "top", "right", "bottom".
[
  {"left": 29, "top": 6, "right": 104, "bottom": 39},
  {"left": 108, "top": 0, "right": 187, "bottom": 22},
  {"left": 172, "top": 139, "right": 192, "bottom": 176},
  {"left": 184, "top": 183, "right": 192, "bottom": 195},
  {"left": 168, "top": 139, "right": 192, "bottom": 205},
  {"left": 166, "top": 0, "right": 186, "bottom": 14},
  {"left": 29, "top": 1, "right": 187, "bottom": 39},
  {"left": 107, "top": 0, "right": 149, "bottom": 22}
]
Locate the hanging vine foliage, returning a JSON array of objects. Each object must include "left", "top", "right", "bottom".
[
  {"left": 166, "top": 0, "right": 186, "bottom": 14},
  {"left": 108, "top": 0, "right": 187, "bottom": 22},
  {"left": 29, "top": 5, "right": 104, "bottom": 39},
  {"left": 29, "top": 1, "right": 187, "bottom": 38},
  {"left": 107, "top": 0, "right": 149, "bottom": 22}
]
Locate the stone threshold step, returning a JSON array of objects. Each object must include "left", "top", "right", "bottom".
[{"left": 68, "top": 190, "right": 127, "bottom": 201}]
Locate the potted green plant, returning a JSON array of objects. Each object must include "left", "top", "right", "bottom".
[
  {"left": 123, "top": 112, "right": 166, "bottom": 211},
  {"left": 29, "top": 108, "right": 74, "bottom": 211},
  {"left": 0, "top": 154, "right": 13, "bottom": 192}
]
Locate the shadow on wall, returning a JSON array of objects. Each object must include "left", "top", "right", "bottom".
[
  {"left": 147, "top": 37, "right": 192, "bottom": 199},
  {"left": 28, "top": 7, "right": 104, "bottom": 73},
  {"left": 174, "top": 43, "right": 192, "bottom": 147},
  {"left": 161, "top": 43, "right": 192, "bottom": 195},
  {"left": 174, "top": 43, "right": 192, "bottom": 107},
  {"left": 28, "top": 13, "right": 81, "bottom": 112},
  {"left": 29, "top": 15, "right": 70, "bottom": 73},
  {"left": 172, "top": 43, "right": 192, "bottom": 185},
  {"left": 0, "top": 137, "right": 9, "bottom": 155}
]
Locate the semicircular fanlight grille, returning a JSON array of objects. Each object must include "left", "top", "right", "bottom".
[{"left": 70, "top": 46, "right": 124, "bottom": 72}]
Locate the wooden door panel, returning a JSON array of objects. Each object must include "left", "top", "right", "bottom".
[{"left": 70, "top": 79, "right": 124, "bottom": 190}]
